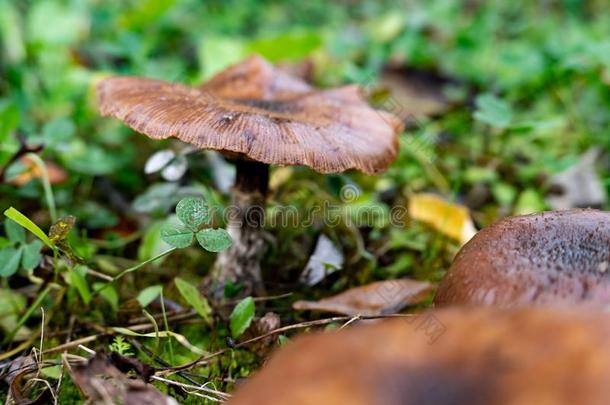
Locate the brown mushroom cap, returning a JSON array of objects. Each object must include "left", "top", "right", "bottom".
[
  {"left": 229, "top": 307, "right": 610, "bottom": 405},
  {"left": 96, "top": 55, "right": 402, "bottom": 175},
  {"left": 199, "top": 54, "right": 312, "bottom": 99},
  {"left": 434, "top": 209, "right": 610, "bottom": 307}
]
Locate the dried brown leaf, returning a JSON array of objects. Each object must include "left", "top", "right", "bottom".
[
  {"left": 293, "top": 279, "right": 433, "bottom": 316},
  {"left": 69, "top": 352, "right": 178, "bottom": 405},
  {"left": 377, "top": 68, "right": 452, "bottom": 121},
  {"left": 8, "top": 157, "right": 67, "bottom": 187},
  {"left": 49, "top": 215, "right": 76, "bottom": 243},
  {"left": 2, "top": 355, "right": 51, "bottom": 405}
]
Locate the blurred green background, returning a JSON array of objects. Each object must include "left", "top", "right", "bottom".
[
  {"left": 1, "top": 0, "right": 609, "bottom": 284},
  {"left": 1, "top": 0, "right": 609, "bottom": 279}
]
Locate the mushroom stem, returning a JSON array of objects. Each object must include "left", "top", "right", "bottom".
[{"left": 212, "top": 159, "right": 269, "bottom": 297}]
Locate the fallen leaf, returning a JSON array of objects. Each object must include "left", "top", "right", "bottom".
[
  {"left": 205, "top": 151, "right": 235, "bottom": 194},
  {"left": 375, "top": 68, "right": 452, "bottom": 122},
  {"left": 293, "top": 279, "right": 433, "bottom": 316},
  {"left": 408, "top": 193, "right": 477, "bottom": 245},
  {"left": 546, "top": 148, "right": 607, "bottom": 210},
  {"left": 268, "top": 167, "right": 292, "bottom": 190},
  {"left": 299, "top": 234, "right": 344, "bottom": 286},
  {"left": 8, "top": 157, "right": 67, "bottom": 187},
  {"left": 161, "top": 154, "right": 187, "bottom": 181},
  {"left": 49, "top": 215, "right": 76, "bottom": 243},
  {"left": 144, "top": 149, "right": 175, "bottom": 174},
  {"left": 69, "top": 352, "right": 178, "bottom": 405},
  {"left": 241, "top": 312, "right": 281, "bottom": 356},
  {"left": 2, "top": 355, "right": 52, "bottom": 404}
]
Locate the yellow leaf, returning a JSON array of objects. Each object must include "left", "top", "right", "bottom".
[{"left": 408, "top": 193, "right": 476, "bottom": 245}]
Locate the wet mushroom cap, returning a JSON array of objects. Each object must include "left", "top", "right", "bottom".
[
  {"left": 229, "top": 307, "right": 610, "bottom": 405},
  {"left": 96, "top": 56, "right": 402, "bottom": 175},
  {"left": 434, "top": 209, "right": 610, "bottom": 307}
]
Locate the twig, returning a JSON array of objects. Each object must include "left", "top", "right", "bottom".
[
  {"left": 224, "top": 292, "right": 293, "bottom": 306},
  {"left": 151, "top": 375, "right": 230, "bottom": 402},
  {"left": 130, "top": 338, "right": 206, "bottom": 389},
  {"left": 85, "top": 268, "right": 114, "bottom": 282},
  {"left": 43, "top": 335, "right": 101, "bottom": 355},
  {"left": 42, "top": 311, "right": 203, "bottom": 357},
  {"left": 55, "top": 316, "right": 76, "bottom": 404},
  {"left": 78, "top": 345, "right": 96, "bottom": 355},
  {"left": 128, "top": 309, "right": 195, "bottom": 325},
  {"left": 161, "top": 313, "right": 414, "bottom": 374},
  {"left": 340, "top": 314, "right": 361, "bottom": 329},
  {"left": 92, "top": 247, "right": 177, "bottom": 297}
]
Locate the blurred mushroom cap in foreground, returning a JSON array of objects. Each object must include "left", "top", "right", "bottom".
[
  {"left": 96, "top": 54, "right": 402, "bottom": 175},
  {"left": 435, "top": 209, "right": 610, "bottom": 307},
  {"left": 229, "top": 307, "right": 610, "bottom": 405}
]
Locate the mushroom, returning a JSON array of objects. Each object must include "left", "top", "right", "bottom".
[
  {"left": 434, "top": 209, "right": 610, "bottom": 307},
  {"left": 96, "top": 55, "right": 403, "bottom": 296},
  {"left": 229, "top": 307, "right": 610, "bottom": 405}
]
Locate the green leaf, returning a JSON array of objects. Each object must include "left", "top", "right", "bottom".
[
  {"left": 41, "top": 118, "right": 75, "bottom": 148},
  {"left": 230, "top": 296, "right": 255, "bottom": 338},
  {"left": 247, "top": 30, "right": 323, "bottom": 61},
  {"left": 199, "top": 36, "right": 246, "bottom": 78},
  {"left": 0, "top": 101, "right": 20, "bottom": 142},
  {"left": 175, "top": 277, "right": 211, "bottom": 322},
  {"left": 49, "top": 215, "right": 76, "bottom": 243},
  {"left": 474, "top": 93, "right": 513, "bottom": 128},
  {"left": 137, "top": 285, "right": 163, "bottom": 307},
  {"left": 196, "top": 228, "right": 232, "bottom": 252},
  {"left": 41, "top": 365, "right": 62, "bottom": 380},
  {"left": 160, "top": 224, "right": 193, "bottom": 248},
  {"left": 278, "top": 335, "right": 290, "bottom": 346},
  {"left": 93, "top": 282, "right": 118, "bottom": 311},
  {"left": 138, "top": 220, "right": 172, "bottom": 263},
  {"left": 4, "top": 219, "right": 25, "bottom": 244},
  {"left": 70, "top": 265, "right": 91, "bottom": 305},
  {"left": 0, "top": 247, "right": 22, "bottom": 277},
  {"left": 133, "top": 183, "right": 179, "bottom": 214},
  {"left": 514, "top": 189, "right": 546, "bottom": 216},
  {"left": 176, "top": 197, "right": 209, "bottom": 231},
  {"left": 21, "top": 240, "right": 43, "bottom": 270},
  {"left": 0, "top": 237, "right": 11, "bottom": 249},
  {"left": 3, "top": 207, "right": 54, "bottom": 250}
]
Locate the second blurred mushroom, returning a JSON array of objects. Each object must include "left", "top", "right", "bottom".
[
  {"left": 229, "top": 307, "right": 610, "bottom": 405},
  {"left": 434, "top": 209, "right": 610, "bottom": 307}
]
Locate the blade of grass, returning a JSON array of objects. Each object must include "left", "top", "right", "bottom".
[
  {"left": 25, "top": 153, "right": 57, "bottom": 222},
  {"left": 92, "top": 247, "right": 177, "bottom": 297},
  {"left": 112, "top": 327, "right": 206, "bottom": 355},
  {"left": 4, "top": 207, "right": 54, "bottom": 250},
  {"left": 3, "top": 284, "right": 52, "bottom": 344},
  {"left": 160, "top": 290, "right": 175, "bottom": 363},
  {"left": 141, "top": 309, "right": 161, "bottom": 358}
]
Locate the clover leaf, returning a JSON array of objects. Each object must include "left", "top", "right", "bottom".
[{"left": 160, "top": 197, "right": 232, "bottom": 252}]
